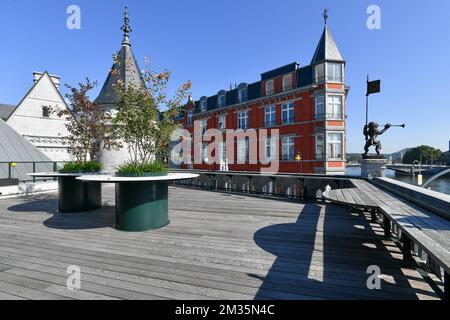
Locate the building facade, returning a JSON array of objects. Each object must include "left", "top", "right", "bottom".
[
  {"left": 180, "top": 16, "right": 349, "bottom": 175},
  {"left": 0, "top": 72, "right": 70, "bottom": 162}
]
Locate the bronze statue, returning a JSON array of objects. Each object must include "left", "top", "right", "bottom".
[{"left": 363, "top": 122, "right": 391, "bottom": 157}]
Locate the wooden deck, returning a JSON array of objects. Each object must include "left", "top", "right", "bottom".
[{"left": 0, "top": 186, "right": 441, "bottom": 300}]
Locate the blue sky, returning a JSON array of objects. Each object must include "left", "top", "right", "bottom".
[{"left": 1, "top": 0, "right": 449, "bottom": 153}]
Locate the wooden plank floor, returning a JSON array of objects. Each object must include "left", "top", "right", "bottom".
[{"left": 0, "top": 186, "right": 441, "bottom": 300}]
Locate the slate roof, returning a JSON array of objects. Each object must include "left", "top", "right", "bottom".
[
  {"left": 0, "top": 104, "right": 16, "bottom": 121},
  {"left": 310, "top": 25, "right": 344, "bottom": 64},
  {"left": 0, "top": 119, "right": 53, "bottom": 182},
  {"left": 95, "top": 11, "right": 146, "bottom": 107}
]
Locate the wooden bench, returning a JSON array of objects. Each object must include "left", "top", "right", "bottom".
[{"left": 323, "top": 178, "right": 450, "bottom": 300}]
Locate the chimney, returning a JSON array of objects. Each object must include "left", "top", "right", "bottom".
[{"left": 33, "top": 71, "right": 61, "bottom": 90}]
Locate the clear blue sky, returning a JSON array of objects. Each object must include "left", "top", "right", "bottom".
[{"left": 1, "top": 0, "right": 449, "bottom": 153}]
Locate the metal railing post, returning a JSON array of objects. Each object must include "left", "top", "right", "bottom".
[
  {"left": 8, "top": 162, "right": 12, "bottom": 179},
  {"left": 33, "top": 162, "right": 36, "bottom": 183}
]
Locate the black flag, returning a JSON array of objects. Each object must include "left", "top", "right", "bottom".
[{"left": 367, "top": 80, "right": 381, "bottom": 96}]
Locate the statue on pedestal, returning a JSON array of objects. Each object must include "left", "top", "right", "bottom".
[{"left": 362, "top": 122, "right": 391, "bottom": 157}]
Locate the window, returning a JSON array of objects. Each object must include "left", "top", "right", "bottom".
[
  {"left": 200, "top": 99, "right": 207, "bottom": 112},
  {"left": 327, "top": 132, "right": 343, "bottom": 159},
  {"left": 187, "top": 111, "right": 193, "bottom": 125},
  {"left": 282, "top": 136, "right": 295, "bottom": 160},
  {"left": 237, "top": 111, "right": 248, "bottom": 130},
  {"left": 265, "top": 80, "right": 274, "bottom": 96},
  {"left": 282, "top": 102, "right": 295, "bottom": 124},
  {"left": 314, "top": 63, "right": 325, "bottom": 83},
  {"left": 238, "top": 88, "right": 247, "bottom": 102},
  {"left": 326, "top": 63, "right": 343, "bottom": 82},
  {"left": 315, "top": 95, "right": 325, "bottom": 119},
  {"left": 315, "top": 134, "right": 324, "bottom": 159},
  {"left": 237, "top": 138, "right": 249, "bottom": 163},
  {"left": 199, "top": 119, "right": 208, "bottom": 135},
  {"left": 327, "top": 95, "right": 343, "bottom": 119},
  {"left": 264, "top": 106, "right": 276, "bottom": 127},
  {"left": 265, "top": 137, "right": 277, "bottom": 161},
  {"left": 218, "top": 142, "right": 226, "bottom": 163},
  {"left": 42, "top": 106, "right": 50, "bottom": 118},
  {"left": 218, "top": 94, "right": 226, "bottom": 107},
  {"left": 217, "top": 115, "right": 226, "bottom": 130},
  {"left": 282, "top": 74, "right": 292, "bottom": 91}
]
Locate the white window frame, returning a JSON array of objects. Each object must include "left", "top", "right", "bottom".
[
  {"left": 314, "top": 63, "right": 325, "bottom": 83},
  {"left": 218, "top": 94, "right": 226, "bottom": 107},
  {"left": 237, "top": 138, "right": 249, "bottom": 163},
  {"left": 237, "top": 111, "right": 248, "bottom": 130},
  {"left": 315, "top": 95, "right": 325, "bottom": 120},
  {"left": 187, "top": 110, "right": 193, "bottom": 125},
  {"left": 281, "top": 136, "right": 295, "bottom": 161},
  {"left": 238, "top": 88, "right": 247, "bottom": 102},
  {"left": 282, "top": 74, "right": 292, "bottom": 91},
  {"left": 265, "top": 136, "right": 277, "bottom": 161},
  {"left": 326, "top": 132, "right": 343, "bottom": 160},
  {"left": 199, "top": 119, "right": 208, "bottom": 135},
  {"left": 264, "top": 106, "right": 276, "bottom": 127},
  {"left": 218, "top": 141, "right": 226, "bottom": 164},
  {"left": 200, "top": 99, "right": 207, "bottom": 112},
  {"left": 265, "top": 79, "right": 274, "bottom": 96},
  {"left": 326, "top": 62, "right": 343, "bottom": 83},
  {"left": 217, "top": 114, "right": 226, "bottom": 130},
  {"left": 282, "top": 102, "right": 295, "bottom": 124},
  {"left": 326, "top": 95, "right": 343, "bottom": 120},
  {"left": 315, "top": 133, "right": 325, "bottom": 160}
]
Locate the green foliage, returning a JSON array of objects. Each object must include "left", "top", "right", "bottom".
[
  {"left": 402, "top": 145, "right": 443, "bottom": 164},
  {"left": 112, "top": 58, "right": 191, "bottom": 166},
  {"left": 55, "top": 78, "right": 120, "bottom": 162},
  {"left": 116, "top": 160, "right": 168, "bottom": 177},
  {"left": 60, "top": 161, "right": 102, "bottom": 173}
]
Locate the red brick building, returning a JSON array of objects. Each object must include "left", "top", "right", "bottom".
[{"left": 179, "top": 16, "right": 349, "bottom": 175}]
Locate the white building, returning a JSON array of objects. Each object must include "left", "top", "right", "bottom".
[{"left": 0, "top": 71, "right": 70, "bottom": 162}]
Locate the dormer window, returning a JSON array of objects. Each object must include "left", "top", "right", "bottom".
[
  {"left": 218, "top": 91, "right": 226, "bottom": 107},
  {"left": 282, "top": 74, "right": 293, "bottom": 91},
  {"left": 42, "top": 106, "right": 50, "bottom": 118},
  {"left": 187, "top": 110, "right": 193, "bottom": 125},
  {"left": 200, "top": 97, "right": 207, "bottom": 112},
  {"left": 237, "top": 83, "right": 247, "bottom": 103},
  {"left": 265, "top": 80, "right": 274, "bottom": 96},
  {"left": 326, "top": 63, "right": 343, "bottom": 82}
]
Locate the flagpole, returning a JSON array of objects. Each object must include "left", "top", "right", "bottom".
[{"left": 365, "top": 75, "right": 369, "bottom": 140}]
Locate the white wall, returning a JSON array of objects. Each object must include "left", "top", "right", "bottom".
[{"left": 7, "top": 73, "right": 71, "bottom": 162}]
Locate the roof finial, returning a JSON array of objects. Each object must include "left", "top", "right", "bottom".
[
  {"left": 121, "top": 6, "right": 132, "bottom": 46},
  {"left": 323, "top": 8, "right": 329, "bottom": 26}
]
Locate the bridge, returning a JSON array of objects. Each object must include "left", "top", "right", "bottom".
[{"left": 386, "top": 164, "right": 449, "bottom": 176}]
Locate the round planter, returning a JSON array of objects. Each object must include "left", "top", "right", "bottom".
[
  {"left": 115, "top": 180, "right": 169, "bottom": 231},
  {"left": 58, "top": 176, "right": 102, "bottom": 213}
]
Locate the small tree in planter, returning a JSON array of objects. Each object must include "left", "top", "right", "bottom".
[
  {"left": 55, "top": 78, "right": 120, "bottom": 173},
  {"left": 114, "top": 59, "right": 191, "bottom": 176}
]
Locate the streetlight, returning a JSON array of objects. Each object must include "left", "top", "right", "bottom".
[{"left": 295, "top": 152, "right": 303, "bottom": 174}]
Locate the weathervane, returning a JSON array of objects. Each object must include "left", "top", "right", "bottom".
[{"left": 121, "top": 6, "right": 132, "bottom": 46}]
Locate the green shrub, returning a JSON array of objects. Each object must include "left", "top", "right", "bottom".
[
  {"left": 116, "top": 161, "right": 168, "bottom": 177},
  {"left": 60, "top": 161, "right": 102, "bottom": 173}
]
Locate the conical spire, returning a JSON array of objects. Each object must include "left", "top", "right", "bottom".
[
  {"left": 121, "top": 6, "right": 132, "bottom": 46},
  {"left": 311, "top": 9, "right": 344, "bottom": 64},
  {"left": 95, "top": 7, "right": 146, "bottom": 108}
]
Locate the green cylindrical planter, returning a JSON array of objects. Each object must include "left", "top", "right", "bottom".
[
  {"left": 58, "top": 176, "right": 102, "bottom": 213},
  {"left": 115, "top": 181, "right": 169, "bottom": 232}
]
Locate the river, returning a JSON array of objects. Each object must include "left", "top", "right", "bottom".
[{"left": 346, "top": 167, "right": 450, "bottom": 195}]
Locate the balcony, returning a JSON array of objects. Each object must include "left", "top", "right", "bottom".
[{"left": 315, "top": 113, "right": 344, "bottom": 121}]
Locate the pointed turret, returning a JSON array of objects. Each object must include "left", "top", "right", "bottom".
[
  {"left": 95, "top": 7, "right": 146, "bottom": 109},
  {"left": 311, "top": 9, "right": 344, "bottom": 64}
]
